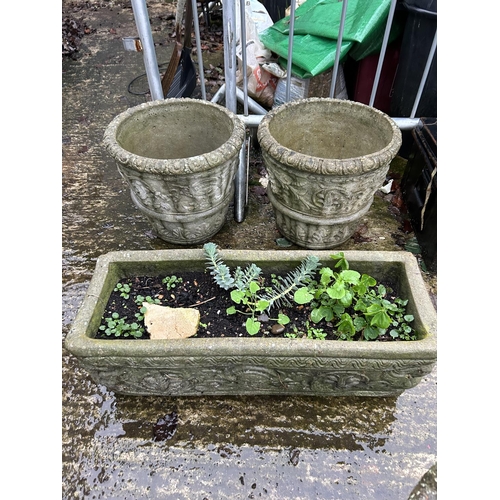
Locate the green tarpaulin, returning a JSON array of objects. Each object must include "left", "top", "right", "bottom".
[{"left": 259, "top": 0, "right": 399, "bottom": 78}]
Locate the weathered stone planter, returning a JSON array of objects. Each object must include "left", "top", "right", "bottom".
[
  {"left": 103, "top": 98, "right": 246, "bottom": 244},
  {"left": 257, "top": 98, "right": 402, "bottom": 249},
  {"left": 64, "top": 249, "right": 437, "bottom": 397}
]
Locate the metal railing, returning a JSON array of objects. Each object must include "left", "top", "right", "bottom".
[{"left": 129, "top": 0, "right": 437, "bottom": 222}]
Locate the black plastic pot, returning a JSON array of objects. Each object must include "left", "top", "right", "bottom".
[
  {"left": 390, "top": 0, "right": 437, "bottom": 118},
  {"left": 401, "top": 118, "right": 437, "bottom": 272}
]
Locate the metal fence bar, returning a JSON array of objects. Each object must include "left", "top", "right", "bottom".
[
  {"left": 329, "top": 0, "right": 348, "bottom": 98},
  {"left": 223, "top": 0, "right": 237, "bottom": 113},
  {"left": 237, "top": 114, "right": 421, "bottom": 131},
  {"left": 233, "top": 0, "right": 250, "bottom": 222},
  {"left": 369, "top": 0, "right": 397, "bottom": 106},
  {"left": 230, "top": 0, "right": 251, "bottom": 222},
  {"left": 191, "top": 0, "right": 206, "bottom": 100},
  {"left": 130, "top": 0, "right": 164, "bottom": 100},
  {"left": 235, "top": 135, "right": 250, "bottom": 220},
  {"left": 211, "top": 85, "right": 267, "bottom": 114},
  {"left": 238, "top": 0, "right": 249, "bottom": 115},
  {"left": 285, "top": 0, "right": 297, "bottom": 102}
]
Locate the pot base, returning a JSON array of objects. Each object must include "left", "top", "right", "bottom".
[
  {"left": 267, "top": 188, "right": 371, "bottom": 249},
  {"left": 130, "top": 187, "right": 234, "bottom": 245}
]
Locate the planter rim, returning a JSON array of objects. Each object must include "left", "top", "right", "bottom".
[
  {"left": 103, "top": 98, "right": 246, "bottom": 174},
  {"left": 257, "top": 98, "right": 402, "bottom": 175},
  {"left": 65, "top": 249, "right": 437, "bottom": 360}
]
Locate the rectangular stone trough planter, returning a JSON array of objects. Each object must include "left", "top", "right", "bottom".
[{"left": 64, "top": 249, "right": 437, "bottom": 397}]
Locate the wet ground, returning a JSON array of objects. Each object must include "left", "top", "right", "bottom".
[{"left": 62, "top": 1, "right": 437, "bottom": 498}]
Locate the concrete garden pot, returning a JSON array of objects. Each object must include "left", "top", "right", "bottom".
[
  {"left": 257, "top": 98, "right": 402, "bottom": 249},
  {"left": 64, "top": 249, "right": 437, "bottom": 397},
  {"left": 103, "top": 98, "right": 246, "bottom": 244}
]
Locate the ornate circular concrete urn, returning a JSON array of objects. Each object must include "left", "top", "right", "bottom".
[
  {"left": 104, "top": 98, "right": 246, "bottom": 244},
  {"left": 257, "top": 98, "right": 402, "bottom": 249}
]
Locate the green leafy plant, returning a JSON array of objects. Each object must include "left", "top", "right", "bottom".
[
  {"left": 134, "top": 295, "right": 161, "bottom": 322},
  {"left": 162, "top": 275, "right": 183, "bottom": 290},
  {"left": 285, "top": 321, "right": 327, "bottom": 340},
  {"left": 135, "top": 295, "right": 161, "bottom": 305},
  {"left": 114, "top": 282, "right": 132, "bottom": 299},
  {"left": 294, "top": 252, "right": 416, "bottom": 341},
  {"left": 203, "top": 242, "right": 320, "bottom": 335},
  {"left": 98, "top": 288, "right": 162, "bottom": 339},
  {"left": 99, "top": 312, "right": 144, "bottom": 338}
]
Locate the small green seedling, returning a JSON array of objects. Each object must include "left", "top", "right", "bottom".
[
  {"left": 285, "top": 321, "right": 327, "bottom": 340},
  {"left": 133, "top": 295, "right": 161, "bottom": 321},
  {"left": 135, "top": 295, "right": 161, "bottom": 306},
  {"left": 99, "top": 312, "right": 144, "bottom": 338},
  {"left": 162, "top": 275, "right": 183, "bottom": 290},
  {"left": 114, "top": 282, "right": 132, "bottom": 299}
]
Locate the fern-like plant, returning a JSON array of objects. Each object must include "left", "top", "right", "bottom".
[
  {"left": 203, "top": 242, "right": 236, "bottom": 290},
  {"left": 263, "top": 255, "right": 320, "bottom": 310}
]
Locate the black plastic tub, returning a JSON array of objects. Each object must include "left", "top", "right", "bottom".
[{"left": 402, "top": 118, "right": 437, "bottom": 272}]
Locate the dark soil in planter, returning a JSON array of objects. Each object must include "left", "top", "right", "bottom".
[{"left": 96, "top": 270, "right": 405, "bottom": 341}]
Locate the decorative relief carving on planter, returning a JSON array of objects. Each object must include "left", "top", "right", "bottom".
[
  {"left": 120, "top": 161, "right": 235, "bottom": 215},
  {"left": 265, "top": 153, "right": 388, "bottom": 218},
  {"left": 146, "top": 211, "right": 227, "bottom": 244},
  {"left": 80, "top": 356, "right": 435, "bottom": 396},
  {"left": 273, "top": 209, "right": 359, "bottom": 248},
  {"left": 268, "top": 189, "right": 366, "bottom": 249}
]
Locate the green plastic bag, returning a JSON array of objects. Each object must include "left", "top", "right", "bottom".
[{"left": 259, "top": 0, "right": 395, "bottom": 77}]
